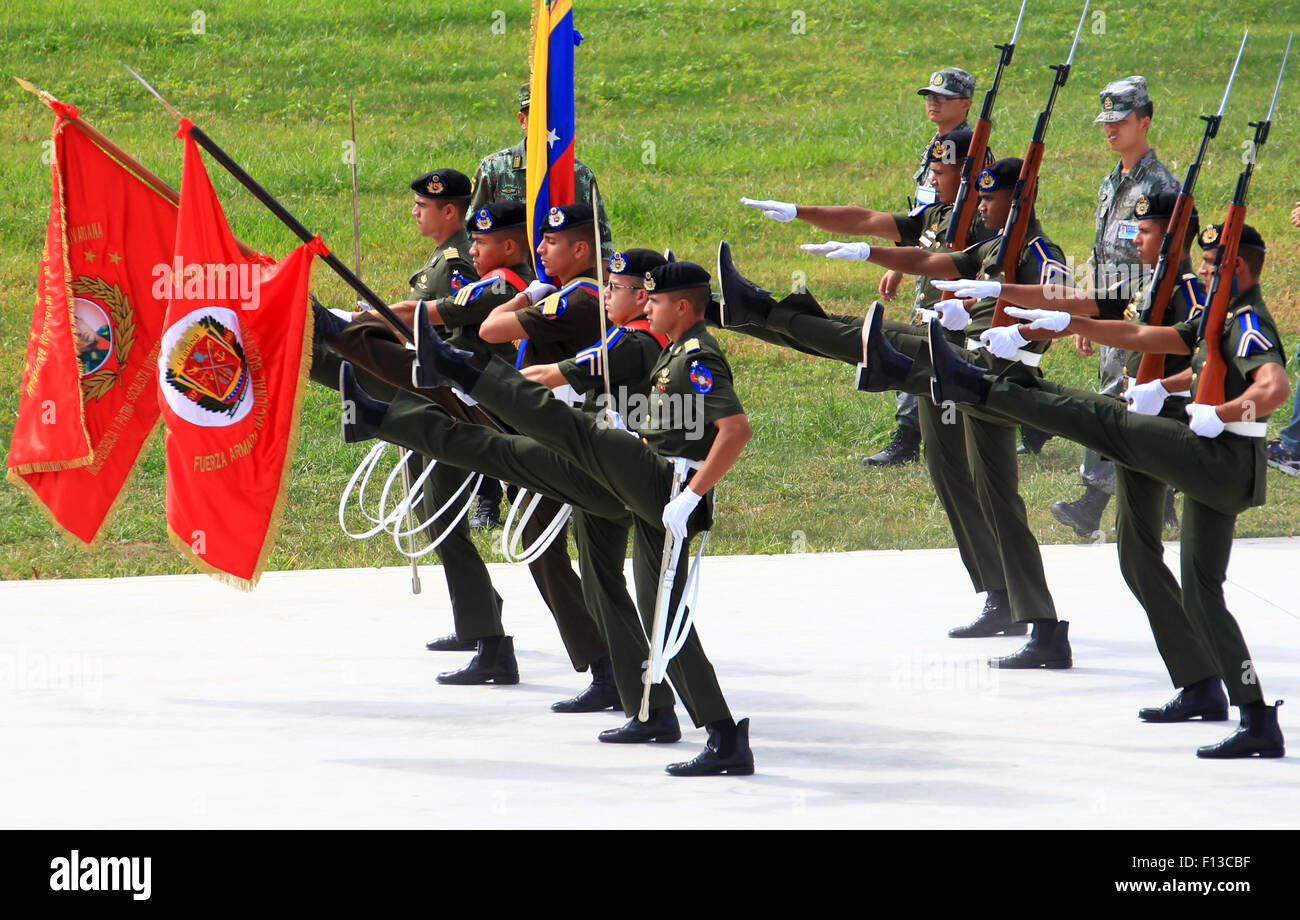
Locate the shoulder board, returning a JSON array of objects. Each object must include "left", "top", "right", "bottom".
[
  {"left": 442, "top": 247, "right": 461, "bottom": 261},
  {"left": 1236, "top": 311, "right": 1274, "bottom": 358},
  {"left": 680, "top": 337, "right": 701, "bottom": 354}
]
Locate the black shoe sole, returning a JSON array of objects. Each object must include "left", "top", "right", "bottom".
[
  {"left": 436, "top": 673, "right": 520, "bottom": 685},
  {"left": 1139, "top": 709, "right": 1230, "bottom": 723},
  {"left": 987, "top": 658, "right": 1073, "bottom": 670},
  {"left": 665, "top": 761, "right": 756, "bottom": 776},
  {"left": 551, "top": 700, "right": 622, "bottom": 713},
  {"left": 599, "top": 731, "right": 682, "bottom": 744},
  {"left": 948, "top": 623, "right": 1029, "bottom": 638}
]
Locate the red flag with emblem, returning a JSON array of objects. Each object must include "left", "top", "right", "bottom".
[
  {"left": 6, "top": 106, "right": 174, "bottom": 547},
  {"left": 159, "top": 126, "right": 320, "bottom": 589}
]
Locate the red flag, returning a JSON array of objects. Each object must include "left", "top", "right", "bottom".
[
  {"left": 6, "top": 108, "right": 174, "bottom": 547},
  {"left": 159, "top": 126, "right": 320, "bottom": 589}
]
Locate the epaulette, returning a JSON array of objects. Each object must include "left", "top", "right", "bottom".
[
  {"left": 573, "top": 328, "right": 626, "bottom": 376},
  {"left": 680, "top": 337, "right": 701, "bottom": 354},
  {"left": 442, "top": 247, "right": 461, "bottom": 261},
  {"left": 1236, "top": 311, "right": 1274, "bottom": 358}
]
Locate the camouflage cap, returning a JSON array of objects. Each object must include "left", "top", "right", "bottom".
[
  {"left": 918, "top": 67, "right": 975, "bottom": 99},
  {"left": 1094, "top": 75, "right": 1150, "bottom": 123},
  {"left": 519, "top": 81, "right": 531, "bottom": 110},
  {"left": 411, "top": 168, "right": 472, "bottom": 199}
]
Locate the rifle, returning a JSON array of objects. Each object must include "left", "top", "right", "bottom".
[
  {"left": 988, "top": 0, "right": 1090, "bottom": 329},
  {"left": 1134, "top": 30, "right": 1248, "bottom": 385},
  {"left": 1194, "top": 34, "right": 1291, "bottom": 408},
  {"left": 945, "top": 0, "right": 1028, "bottom": 253}
]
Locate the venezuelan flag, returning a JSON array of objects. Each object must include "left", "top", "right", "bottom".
[{"left": 525, "top": 0, "right": 577, "bottom": 283}]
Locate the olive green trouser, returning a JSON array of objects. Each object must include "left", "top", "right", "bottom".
[
  {"left": 325, "top": 320, "right": 607, "bottom": 671},
  {"left": 377, "top": 387, "right": 729, "bottom": 727},
  {"left": 984, "top": 372, "right": 1264, "bottom": 705},
  {"left": 311, "top": 341, "right": 504, "bottom": 641},
  {"left": 755, "top": 305, "right": 1006, "bottom": 595}
]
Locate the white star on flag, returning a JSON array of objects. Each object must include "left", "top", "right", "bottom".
[{"left": 547, "top": 128, "right": 560, "bottom": 148}]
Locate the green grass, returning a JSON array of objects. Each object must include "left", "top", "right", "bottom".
[{"left": 2, "top": 0, "right": 1299, "bottom": 579}]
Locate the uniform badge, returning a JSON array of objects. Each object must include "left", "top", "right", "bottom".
[
  {"left": 644, "top": 272, "right": 656, "bottom": 292},
  {"left": 609, "top": 251, "right": 628, "bottom": 273},
  {"left": 688, "top": 360, "right": 714, "bottom": 394},
  {"left": 427, "top": 174, "right": 445, "bottom": 196},
  {"left": 547, "top": 207, "right": 566, "bottom": 229},
  {"left": 450, "top": 271, "right": 468, "bottom": 292},
  {"left": 502, "top": 185, "right": 518, "bottom": 196},
  {"left": 1201, "top": 225, "right": 1219, "bottom": 246},
  {"left": 978, "top": 169, "right": 996, "bottom": 191},
  {"left": 1102, "top": 95, "right": 1114, "bottom": 111},
  {"left": 930, "top": 72, "right": 944, "bottom": 87},
  {"left": 1134, "top": 195, "right": 1149, "bottom": 217},
  {"left": 475, "top": 209, "right": 493, "bottom": 231},
  {"left": 931, "top": 140, "right": 946, "bottom": 160}
]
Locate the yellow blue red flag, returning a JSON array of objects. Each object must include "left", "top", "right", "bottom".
[{"left": 525, "top": 0, "right": 579, "bottom": 283}]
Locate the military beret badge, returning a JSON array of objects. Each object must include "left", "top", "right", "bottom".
[
  {"left": 978, "top": 169, "right": 996, "bottom": 190},
  {"left": 610, "top": 252, "right": 628, "bottom": 273},
  {"left": 644, "top": 271, "right": 656, "bottom": 292},
  {"left": 1201, "top": 225, "right": 1219, "bottom": 245},
  {"left": 428, "top": 174, "right": 445, "bottom": 195},
  {"left": 475, "top": 209, "right": 493, "bottom": 231},
  {"left": 547, "top": 207, "right": 565, "bottom": 229}
]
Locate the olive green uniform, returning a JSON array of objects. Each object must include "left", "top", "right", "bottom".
[
  {"left": 309, "top": 229, "right": 508, "bottom": 642},
  {"left": 978, "top": 284, "right": 1284, "bottom": 705},
  {"left": 469, "top": 140, "right": 613, "bottom": 257}
]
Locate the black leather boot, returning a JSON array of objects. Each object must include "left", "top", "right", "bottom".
[
  {"left": 854, "top": 301, "right": 914, "bottom": 392},
  {"left": 339, "top": 362, "right": 389, "bottom": 443},
  {"left": 1050, "top": 485, "right": 1111, "bottom": 536},
  {"left": 426, "top": 634, "right": 478, "bottom": 652},
  {"left": 1139, "top": 676, "right": 1229, "bottom": 722},
  {"left": 863, "top": 426, "right": 921, "bottom": 466},
  {"left": 1197, "top": 700, "right": 1285, "bottom": 759},
  {"left": 665, "top": 717, "right": 754, "bottom": 776},
  {"left": 413, "top": 301, "right": 481, "bottom": 390},
  {"left": 988, "top": 619, "right": 1072, "bottom": 669},
  {"left": 716, "top": 240, "right": 775, "bottom": 328},
  {"left": 311, "top": 294, "right": 350, "bottom": 345},
  {"left": 435, "top": 635, "right": 520, "bottom": 685},
  {"left": 599, "top": 707, "right": 682, "bottom": 743},
  {"left": 551, "top": 656, "right": 621, "bottom": 713},
  {"left": 926, "top": 318, "right": 990, "bottom": 405},
  {"left": 948, "top": 590, "right": 1028, "bottom": 638}
]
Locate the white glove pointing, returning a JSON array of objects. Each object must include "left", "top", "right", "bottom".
[
  {"left": 1003, "top": 306, "right": 1072, "bottom": 333},
  {"left": 1186, "top": 403, "right": 1225, "bottom": 438},
  {"left": 1125, "top": 378, "right": 1169, "bottom": 416},
  {"left": 524, "top": 280, "right": 557, "bottom": 304},
  {"left": 932, "top": 279, "right": 1002, "bottom": 300},
  {"left": 740, "top": 196, "right": 798, "bottom": 222},
  {"left": 662, "top": 487, "right": 703, "bottom": 540},
  {"left": 936, "top": 299, "right": 971, "bottom": 331},
  {"left": 979, "top": 324, "right": 1029, "bottom": 360},
  {"left": 800, "top": 241, "right": 873, "bottom": 261}
]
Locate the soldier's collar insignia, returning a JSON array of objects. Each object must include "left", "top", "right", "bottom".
[
  {"left": 1134, "top": 195, "right": 1149, "bottom": 217},
  {"left": 547, "top": 207, "right": 565, "bottom": 229},
  {"left": 428, "top": 174, "right": 445, "bottom": 195},
  {"left": 644, "top": 271, "right": 656, "bottom": 292},
  {"left": 1201, "top": 225, "right": 1219, "bottom": 246},
  {"left": 610, "top": 251, "right": 628, "bottom": 273},
  {"left": 475, "top": 209, "right": 493, "bottom": 231},
  {"left": 978, "top": 169, "right": 996, "bottom": 190}
]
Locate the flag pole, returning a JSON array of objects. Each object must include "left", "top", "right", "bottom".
[{"left": 122, "top": 65, "right": 415, "bottom": 343}]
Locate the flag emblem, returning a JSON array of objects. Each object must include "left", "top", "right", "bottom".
[
  {"left": 689, "top": 360, "right": 713, "bottom": 394},
  {"left": 161, "top": 308, "right": 253, "bottom": 426},
  {"left": 73, "top": 297, "right": 113, "bottom": 377}
]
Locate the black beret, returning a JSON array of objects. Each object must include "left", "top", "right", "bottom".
[
  {"left": 1199, "top": 222, "right": 1265, "bottom": 252},
  {"left": 608, "top": 248, "right": 667, "bottom": 278},
  {"left": 543, "top": 203, "right": 594, "bottom": 232},
  {"left": 411, "top": 168, "right": 472, "bottom": 199},
  {"left": 468, "top": 199, "right": 527, "bottom": 234},
  {"left": 928, "top": 128, "right": 975, "bottom": 165},
  {"left": 1133, "top": 191, "right": 1182, "bottom": 222},
  {"left": 977, "top": 157, "right": 1022, "bottom": 192},
  {"left": 644, "top": 260, "right": 710, "bottom": 294}
]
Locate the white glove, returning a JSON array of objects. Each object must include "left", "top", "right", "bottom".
[
  {"left": 1125, "top": 378, "right": 1168, "bottom": 416},
  {"left": 1004, "top": 306, "right": 1072, "bottom": 333},
  {"left": 662, "top": 487, "right": 703, "bottom": 540},
  {"left": 932, "top": 279, "right": 1002, "bottom": 300},
  {"left": 800, "top": 241, "right": 873, "bottom": 261},
  {"left": 936, "top": 299, "right": 970, "bottom": 331},
  {"left": 524, "top": 280, "right": 557, "bottom": 304},
  {"left": 741, "top": 196, "right": 797, "bottom": 222},
  {"left": 1186, "top": 403, "right": 1225, "bottom": 438},
  {"left": 979, "top": 324, "right": 1029, "bottom": 360}
]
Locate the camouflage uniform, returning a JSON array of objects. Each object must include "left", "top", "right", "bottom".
[{"left": 1079, "top": 76, "right": 1180, "bottom": 494}]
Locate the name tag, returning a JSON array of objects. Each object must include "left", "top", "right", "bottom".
[
  {"left": 915, "top": 184, "right": 937, "bottom": 206},
  {"left": 1116, "top": 220, "right": 1139, "bottom": 241}
]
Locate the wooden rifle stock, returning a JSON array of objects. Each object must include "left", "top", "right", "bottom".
[
  {"left": 1192, "top": 202, "right": 1246, "bottom": 408},
  {"left": 1133, "top": 194, "right": 1194, "bottom": 384}
]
